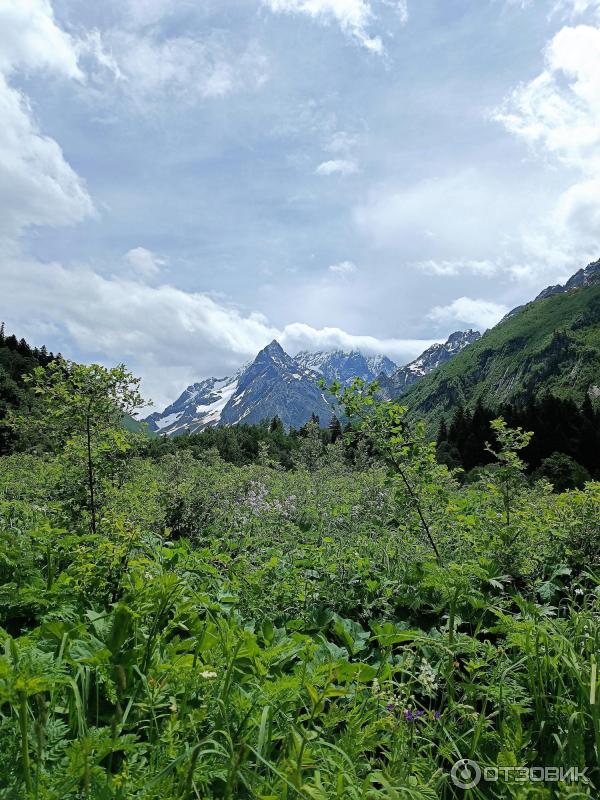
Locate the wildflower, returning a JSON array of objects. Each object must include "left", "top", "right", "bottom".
[
  {"left": 199, "top": 670, "right": 218, "bottom": 679},
  {"left": 418, "top": 659, "right": 438, "bottom": 695},
  {"left": 405, "top": 708, "right": 425, "bottom": 722},
  {"left": 434, "top": 710, "right": 441, "bottom": 720},
  {"left": 574, "top": 588, "right": 584, "bottom": 596},
  {"left": 386, "top": 703, "right": 395, "bottom": 711}
]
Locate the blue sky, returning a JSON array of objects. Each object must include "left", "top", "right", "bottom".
[{"left": 2, "top": 0, "right": 600, "bottom": 407}]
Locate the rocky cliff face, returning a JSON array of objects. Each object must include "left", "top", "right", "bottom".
[
  {"left": 378, "top": 330, "right": 481, "bottom": 398},
  {"left": 146, "top": 341, "right": 333, "bottom": 435}
]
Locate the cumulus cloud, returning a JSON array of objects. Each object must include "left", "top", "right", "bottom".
[
  {"left": 494, "top": 25, "right": 600, "bottom": 172},
  {"left": 0, "top": 0, "right": 82, "bottom": 78},
  {"left": 494, "top": 21, "right": 600, "bottom": 263},
  {"left": 316, "top": 158, "right": 359, "bottom": 176},
  {"left": 124, "top": 247, "right": 166, "bottom": 278},
  {"left": 0, "top": 76, "right": 94, "bottom": 237},
  {"left": 429, "top": 297, "right": 508, "bottom": 330},
  {"left": 262, "top": 0, "right": 407, "bottom": 52},
  {"left": 280, "top": 323, "right": 434, "bottom": 363},
  {"left": 0, "top": 2, "right": 94, "bottom": 239},
  {"left": 329, "top": 260, "right": 357, "bottom": 273}
]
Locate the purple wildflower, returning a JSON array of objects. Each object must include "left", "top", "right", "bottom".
[
  {"left": 386, "top": 703, "right": 395, "bottom": 711},
  {"left": 434, "top": 710, "right": 441, "bottom": 720},
  {"left": 404, "top": 708, "right": 426, "bottom": 722}
]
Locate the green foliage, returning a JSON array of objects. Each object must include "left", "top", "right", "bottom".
[
  {"left": 533, "top": 452, "right": 592, "bottom": 493},
  {"left": 11, "top": 362, "right": 145, "bottom": 535},
  {"left": 437, "top": 395, "right": 600, "bottom": 482},
  {"left": 404, "top": 284, "right": 600, "bottom": 429},
  {"left": 0, "top": 366, "right": 599, "bottom": 798},
  {"left": 0, "top": 324, "right": 57, "bottom": 454}
]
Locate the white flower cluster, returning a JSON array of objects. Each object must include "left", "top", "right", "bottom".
[
  {"left": 199, "top": 670, "right": 218, "bottom": 679},
  {"left": 418, "top": 659, "right": 438, "bottom": 695},
  {"left": 371, "top": 678, "right": 411, "bottom": 710}
]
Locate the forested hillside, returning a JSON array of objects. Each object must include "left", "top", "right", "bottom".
[
  {"left": 403, "top": 284, "right": 600, "bottom": 428},
  {"left": 437, "top": 395, "right": 600, "bottom": 487},
  {"left": 0, "top": 325, "right": 57, "bottom": 454}
]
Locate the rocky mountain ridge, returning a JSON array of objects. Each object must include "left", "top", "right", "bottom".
[{"left": 146, "top": 332, "right": 478, "bottom": 436}]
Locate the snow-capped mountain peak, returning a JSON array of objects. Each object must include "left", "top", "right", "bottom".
[
  {"left": 145, "top": 335, "right": 476, "bottom": 436},
  {"left": 293, "top": 349, "right": 397, "bottom": 387}
]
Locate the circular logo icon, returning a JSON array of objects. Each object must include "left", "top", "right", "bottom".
[{"left": 451, "top": 759, "right": 482, "bottom": 789}]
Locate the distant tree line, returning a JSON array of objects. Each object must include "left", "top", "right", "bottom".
[
  {"left": 437, "top": 395, "right": 600, "bottom": 490},
  {"left": 0, "top": 323, "right": 59, "bottom": 454},
  {"left": 138, "top": 413, "right": 357, "bottom": 470}
]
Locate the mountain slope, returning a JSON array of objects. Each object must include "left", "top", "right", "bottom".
[
  {"left": 403, "top": 283, "right": 600, "bottom": 429},
  {"left": 505, "top": 257, "right": 600, "bottom": 319},
  {"left": 378, "top": 330, "right": 481, "bottom": 398},
  {"left": 147, "top": 332, "right": 482, "bottom": 436},
  {"left": 144, "top": 373, "right": 244, "bottom": 436},
  {"left": 219, "top": 341, "right": 333, "bottom": 428},
  {"left": 146, "top": 341, "right": 334, "bottom": 435}
]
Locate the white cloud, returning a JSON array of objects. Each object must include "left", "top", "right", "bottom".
[
  {"left": 429, "top": 297, "right": 508, "bottom": 330},
  {"left": 329, "top": 260, "right": 357, "bottom": 273},
  {"left": 0, "top": 77, "right": 93, "bottom": 239},
  {"left": 316, "top": 158, "right": 359, "bottom": 175},
  {"left": 2, "top": 253, "right": 436, "bottom": 408},
  {"left": 326, "top": 130, "right": 359, "bottom": 154},
  {"left": 263, "top": 0, "right": 406, "bottom": 52},
  {"left": 494, "top": 22, "right": 600, "bottom": 264},
  {"left": 124, "top": 247, "right": 166, "bottom": 278},
  {"left": 494, "top": 25, "right": 600, "bottom": 172},
  {"left": 0, "top": 0, "right": 93, "bottom": 241},
  {"left": 553, "top": 0, "right": 600, "bottom": 18},
  {"left": 82, "top": 31, "right": 268, "bottom": 104},
  {"left": 416, "top": 258, "right": 499, "bottom": 277},
  {"left": 281, "top": 323, "right": 435, "bottom": 362},
  {"left": 0, "top": 0, "right": 82, "bottom": 79}
]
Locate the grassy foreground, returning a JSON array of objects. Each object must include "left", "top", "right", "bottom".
[{"left": 0, "top": 370, "right": 599, "bottom": 798}]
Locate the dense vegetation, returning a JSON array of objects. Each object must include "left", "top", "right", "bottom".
[
  {"left": 0, "top": 359, "right": 599, "bottom": 799},
  {"left": 403, "top": 285, "right": 600, "bottom": 429},
  {"left": 139, "top": 414, "right": 345, "bottom": 471},
  {"left": 0, "top": 325, "right": 57, "bottom": 455},
  {"left": 437, "top": 395, "right": 600, "bottom": 489}
]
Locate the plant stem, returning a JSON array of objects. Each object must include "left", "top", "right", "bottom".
[
  {"left": 18, "top": 690, "right": 33, "bottom": 795},
  {"left": 86, "top": 411, "right": 97, "bottom": 536}
]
